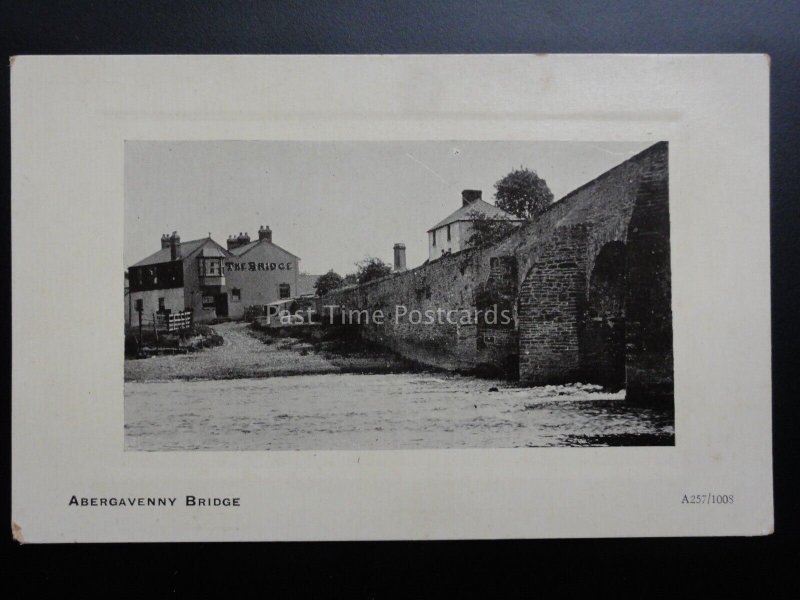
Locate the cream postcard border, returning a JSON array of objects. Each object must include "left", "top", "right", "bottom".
[{"left": 11, "top": 55, "right": 772, "bottom": 542}]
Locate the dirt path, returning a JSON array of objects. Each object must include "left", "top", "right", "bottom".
[{"left": 125, "top": 321, "right": 339, "bottom": 382}]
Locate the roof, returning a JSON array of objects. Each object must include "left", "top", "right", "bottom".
[
  {"left": 228, "top": 238, "right": 300, "bottom": 260},
  {"left": 427, "top": 199, "right": 523, "bottom": 232},
  {"left": 131, "top": 237, "right": 221, "bottom": 267},
  {"left": 297, "top": 273, "right": 321, "bottom": 296},
  {"left": 266, "top": 298, "right": 295, "bottom": 307}
]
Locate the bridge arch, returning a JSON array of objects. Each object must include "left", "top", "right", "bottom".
[{"left": 580, "top": 240, "right": 627, "bottom": 390}]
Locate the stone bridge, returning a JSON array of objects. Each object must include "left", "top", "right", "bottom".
[{"left": 324, "top": 142, "right": 672, "bottom": 405}]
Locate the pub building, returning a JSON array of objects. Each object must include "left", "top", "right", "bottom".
[
  {"left": 127, "top": 226, "right": 300, "bottom": 324},
  {"left": 224, "top": 225, "right": 299, "bottom": 315}
]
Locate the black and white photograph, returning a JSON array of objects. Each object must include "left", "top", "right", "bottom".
[
  {"left": 124, "top": 140, "right": 673, "bottom": 451},
  {"left": 11, "top": 52, "right": 773, "bottom": 543}
]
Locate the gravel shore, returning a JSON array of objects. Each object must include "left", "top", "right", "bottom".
[{"left": 124, "top": 321, "right": 412, "bottom": 382}]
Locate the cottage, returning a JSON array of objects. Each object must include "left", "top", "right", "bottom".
[{"left": 427, "top": 190, "right": 523, "bottom": 261}]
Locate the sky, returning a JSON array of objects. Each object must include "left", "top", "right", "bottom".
[{"left": 125, "top": 140, "right": 652, "bottom": 275}]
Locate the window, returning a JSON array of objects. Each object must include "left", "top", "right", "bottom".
[
  {"left": 231, "top": 288, "right": 241, "bottom": 302},
  {"left": 199, "top": 258, "right": 222, "bottom": 277},
  {"left": 447, "top": 224, "right": 451, "bottom": 241},
  {"left": 279, "top": 283, "right": 291, "bottom": 299},
  {"left": 158, "top": 297, "right": 166, "bottom": 312},
  {"left": 202, "top": 295, "right": 216, "bottom": 308},
  {"left": 432, "top": 230, "right": 436, "bottom": 247}
]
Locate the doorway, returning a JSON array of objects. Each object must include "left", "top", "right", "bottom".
[{"left": 215, "top": 293, "right": 229, "bottom": 317}]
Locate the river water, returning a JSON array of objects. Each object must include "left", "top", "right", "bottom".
[{"left": 124, "top": 373, "right": 673, "bottom": 451}]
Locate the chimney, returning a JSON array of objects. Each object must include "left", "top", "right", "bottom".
[
  {"left": 393, "top": 243, "right": 407, "bottom": 272},
  {"left": 160, "top": 234, "right": 171, "bottom": 249},
  {"left": 462, "top": 189, "right": 482, "bottom": 206},
  {"left": 169, "top": 231, "right": 181, "bottom": 261},
  {"left": 228, "top": 232, "right": 251, "bottom": 250},
  {"left": 258, "top": 225, "right": 272, "bottom": 242}
]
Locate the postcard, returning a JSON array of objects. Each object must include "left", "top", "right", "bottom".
[{"left": 11, "top": 54, "right": 772, "bottom": 541}]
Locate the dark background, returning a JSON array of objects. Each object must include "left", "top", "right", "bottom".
[{"left": 2, "top": 1, "right": 797, "bottom": 595}]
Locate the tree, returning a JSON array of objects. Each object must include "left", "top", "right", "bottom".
[
  {"left": 465, "top": 211, "right": 520, "bottom": 249},
  {"left": 352, "top": 257, "right": 392, "bottom": 285},
  {"left": 314, "top": 270, "right": 344, "bottom": 296},
  {"left": 494, "top": 167, "right": 554, "bottom": 221}
]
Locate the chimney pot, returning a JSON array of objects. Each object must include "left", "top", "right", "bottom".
[
  {"left": 461, "top": 189, "right": 482, "bottom": 206},
  {"left": 393, "top": 243, "right": 407, "bottom": 272},
  {"left": 258, "top": 225, "right": 272, "bottom": 242},
  {"left": 169, "top": 231, "right": 181, "bottom": 261}
]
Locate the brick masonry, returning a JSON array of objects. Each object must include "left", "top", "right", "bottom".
[
  {"left": 517, "top": 224, "right": 589, "bottom": 384},
  {"left": 325, "top": 250, "right": 493, "bottom": 371},
  {"left": 325, "top": 142, "right": 672, "bottom": 404}
]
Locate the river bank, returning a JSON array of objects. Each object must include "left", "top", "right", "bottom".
[
  {"left": 124, "top": 322, "right": 674, "bottom": 449},
  {"left": 124, "top": 321, "right": 426, "bottom": 383}
]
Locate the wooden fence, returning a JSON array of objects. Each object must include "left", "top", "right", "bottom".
[{"left": 155, "top": 310, "right": 193, "bottom": 332}]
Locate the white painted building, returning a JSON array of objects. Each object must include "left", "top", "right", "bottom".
[{"left": 427, "top": 190, "right": 523, "bottom": 261}]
